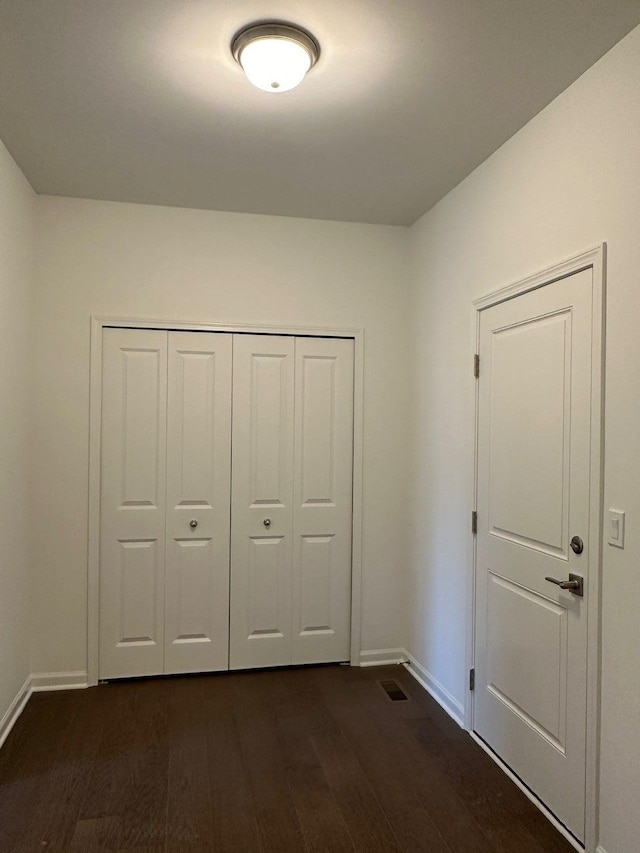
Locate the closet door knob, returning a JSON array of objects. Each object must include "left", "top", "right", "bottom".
[
  {"left": 189, "top": 519, "right": 198, "bottom": 529},
  {"left": 263, "top": 518, "right": 271, "bottom": 528}
]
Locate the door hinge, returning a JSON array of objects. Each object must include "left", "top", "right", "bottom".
[
  {"left": 471, "top": 510, "right": 478, "bottom": 535},
  {"left": 469, "top": 668, "right": 475, "bottom": 691},
  {"left": 474, "top": 354, "right": 480, "bottom": 378}
]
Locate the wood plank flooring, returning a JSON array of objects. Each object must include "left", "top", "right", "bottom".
[{"left": 0, "top": 665, "right": 575, "bottom": 852}]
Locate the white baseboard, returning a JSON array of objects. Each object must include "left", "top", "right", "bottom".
[
  {"left": 0, "top": 675, "right": 33, "bottom": 750},
  {"left": 0, "top": 670, "right": 89, "bottom": 753},
  {"left": 30, "top": 671, "right": 89, "bottom": 692},
  {"left": 358, "top": 648, "right": 407, "bottom": 667},
  {"left": 401, "top": 651, "right": 465, "bottom": 727}
]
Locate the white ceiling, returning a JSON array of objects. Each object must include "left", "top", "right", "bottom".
[{"left": 1, "top": 1, "right": 639, "bottom": 225}]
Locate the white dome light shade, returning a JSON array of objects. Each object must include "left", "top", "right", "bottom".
[
  {"left": 232, "top": 24, "right": 319, "bottom": 93},
  {"left": 240, "top": 37, "right": 310, "bottom": 92}
]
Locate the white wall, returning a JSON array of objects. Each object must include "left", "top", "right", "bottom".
[
  {"left": 407, "top": 24, "right": 640, "bottom": 853},
  {"left": 0, "top": 141, "right": 34, "bottom": 724},
  {"left": 32, "top": 199, "right": 411, "bottom": 674}
]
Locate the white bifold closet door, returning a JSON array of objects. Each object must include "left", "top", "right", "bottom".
[
  {"left": 230, "top": 334, "right": 354, "bottom": 669},
  {"left": 99, "top": 328, "right": 353, "bottom": 680},
  {"left": 99, "top": 329, "right": 232, "bottom": 679}
]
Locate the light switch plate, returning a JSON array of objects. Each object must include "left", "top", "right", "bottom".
[{"left": 607, "top": 509, "right": 625, "bottom": 548}]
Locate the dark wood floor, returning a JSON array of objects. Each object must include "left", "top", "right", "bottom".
[{"left": 0, "top": 664, "right": 574, "bottom": 852}]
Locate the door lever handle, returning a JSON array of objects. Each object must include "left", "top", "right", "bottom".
[{"left": 544, "top": 573, "right": 584, "bottom": 597}]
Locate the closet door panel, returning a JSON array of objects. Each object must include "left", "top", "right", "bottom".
[
  {"left": 292, "top": 337, "right": 353, "bottom": 664},
  {"left": 165, "top": 331, "right": 232, "bottom": 673},
  {"left": 230, "top": 334, "right": 294, "bottom": 669},
  {"left": 99, "top": 328, "right": 168, "bottom": 679}
]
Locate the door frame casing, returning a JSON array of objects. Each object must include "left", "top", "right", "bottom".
[
  {"left": 87, "top": 316, "right": 365, "bottom": 685},
  {"left": 468, "top": 245, "right": 605, "bottom": 853}
]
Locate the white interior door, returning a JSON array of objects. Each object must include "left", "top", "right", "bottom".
[
  {"left": 99, "top": 328, "right": 168, "bottom": 678},
  {"left": 474, "top": 268, "right": 593, "bottom": 841},
  {"left": 164, "top": 331, "right": 232, "bottom": 674},
  {"left": 229, "top": 334, "right": 295, "bottom": 669},
  {"left": 292, "top": 336, "right": 353, "bottom": 664}
]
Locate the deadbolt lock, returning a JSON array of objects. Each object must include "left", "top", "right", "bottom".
[{"left": 570, "top": 535, "right": 584, "bottom": 554}]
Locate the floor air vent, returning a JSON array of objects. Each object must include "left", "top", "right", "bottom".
[{"left": 379, "top": 680, "right": 409, "bottom": 701}]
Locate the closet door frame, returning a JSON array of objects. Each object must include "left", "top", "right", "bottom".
[{"left": 87, "top": 316, "right": 364, "bottom": 686}]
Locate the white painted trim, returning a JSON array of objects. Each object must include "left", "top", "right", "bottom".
[
  {"left": 349, "top": 331, "right": 365, "bottom": 666},
  {"left": 402, "top": 654, "right": 465, "bottom": 727},
  {"left": 467, "top": 297, "right": 481, "bottom": 732},
  {"left": 88, "top": 316, "right": 365, "bottom": 684},
  {"left": 472, "top": 246, "right": 603, "bottom": 311},
  {"left": 469, "top": 245, "right": 605, "bottom": 853},
  {"left": 358, "top": 648, "right": 407, "bottom": 667},
  {"left": 0, "top": 671, "right": 89, "bottom": 753},
  {"left": 30, "top": 671, "right": 89, "bottom": 692},
  {"left": 584, "top": 244, "right": 605, "bottom": 853},
  {"left": 91, "top": 316, "right": 365, "bottom": 337},
  {"left": 87, "top": 317, "right": 102, "bottom": 687},
  {"left": 0, "top": 676, "right": 32, "bottom": 750},
  {"left": 471, "top": 732, "right": 584, "bottom": 852},
  {"left": 595, "top": 846, "right": 608, "bottom": 853}
]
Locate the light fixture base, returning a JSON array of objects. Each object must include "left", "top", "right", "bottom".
[{"left": 231, "top": 22, "right": 320, "bottom": 69}]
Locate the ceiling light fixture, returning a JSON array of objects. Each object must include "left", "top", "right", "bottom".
[{"left": 232, "top": 22, "right": 319, "bottom": 93}]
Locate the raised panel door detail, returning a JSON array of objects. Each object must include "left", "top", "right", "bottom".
[
  {"left": 116, "top": 540, "right": 160, "bottom": 646},
  {"left": 250, "top": 354, "right": 290, "bottom": 506},
  {"left": 99, "top": 328, "right": 168, "bottom": 679},
  {"left": 489, "top": 312, "right": 571, "bottom": 555},
  {"left": 487, "top": 573, "right": 567, "bottom": 750},
  {"left": 300, "top": 356, "right": 336, "bottom": 505},
  {"left": 167, "top": 335, "right": 232, "bottom": 518},
  {"left": 164, "top": 536, "right": 230, "bottom": 674},
  {"left": 171, "top": 539, "right": 216, "bottom": 641},
  {"left": 165, "top": 332, "right": 232, "bottom": 674},
  {"left": 299, "top": 535, "right": 334, "bottom": 634},
  {"left": 119, "top": 348, "right": 163, "bottom": 508},
  {"left": 247, "top": 537, "right": 287, "bottom": 638},
  {"left": 172, "top": 352, "right": 217, "bottom": 507}
]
